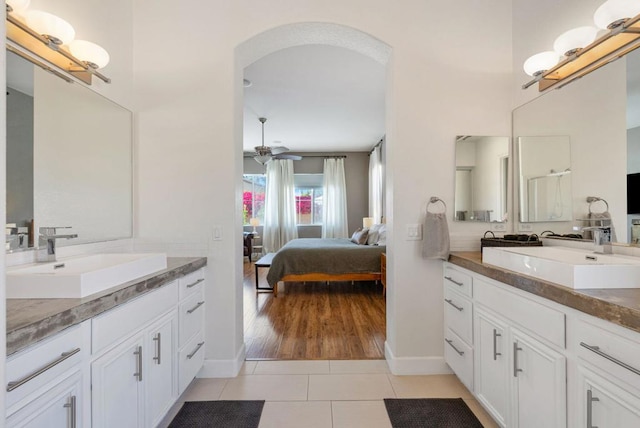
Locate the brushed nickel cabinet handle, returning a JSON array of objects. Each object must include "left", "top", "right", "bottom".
[
  {"left": 580, "top": 342, "right": 640, "bottom": 376},
  {"left": 7, "top": 348, "right": 81, "bottom": 392},
  {"left": 187, "top": 301, "right": 205, "bottom": 314},
  {"left": 444, "top": 298, "right": 464, "bottom": 311},
  {"left": 153, "top": 333, "right": 161, "bottom": 365},
  {"left": 187, "top": 342, "right": 205, "bottom": 359},
  {"left": 444, "top": 276, "right": 464, "bottom": 286},
  {"left": 133, "top": 346, "right": 143, "bottom": 382},
  {"left": 187, "top": 278, "right": 204, "bottom": 288},
  {"left": 493, "top": 329, "right": 502, "bottom": 361},
  {"left": 513, "top": 342, "right": 523, "bottom": 377},
  {"left": 445, "top": 338, "right": 464, "bottom": 356},
  {"left": 587, "top": 389, "right": 600, "bottom": 428},
  {"left": 64, "top": 395, "right": 77, "bottom": 428}
]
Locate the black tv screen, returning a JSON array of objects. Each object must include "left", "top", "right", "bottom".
[{"left": 628, "top": 173, "right": 640, "bottom": 214}]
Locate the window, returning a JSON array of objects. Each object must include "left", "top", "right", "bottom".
[
  {"left": 295, "top": 174, "right": 323, "bottom": 225},
  {"left": 242, "top": 174, "right": 266, "bottom": 225}
]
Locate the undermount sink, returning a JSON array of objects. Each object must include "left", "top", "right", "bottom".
[
  {"left": 7, "top": 253, "right": 168, "bottom": 299},
  {"left": 482, "top": 246, "right": 640, "bottom": 289}
]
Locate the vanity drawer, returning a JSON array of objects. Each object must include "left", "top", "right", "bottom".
[
  {"left": 92, "top": 281, "right": 178, "bottom": 355},
  {"left": 178, "top": 331, "right": 205, "bottom": 394},
  {"left": 6, "top": 322, "right": 88, "bottom": 410},
  {"left": 179, "top": 269, "right": 205, "bottom": 300},
  {"left": 444, "top": 287, "right": 473, "bottom": 344},
  {"left": 444, "top": 328, "right": 473, "bottom": 391},
  {"left": 443, "top": 265, "right": 472, "bottom": 297},
  {"left": 574, "top": 317, "right": 640, "bottom": 390},
  {"left": 179, "top": 288, "right": 205, "bottom": 348},
  {"left": 475, "top": 277, "right": 565, "bottom": 349}
]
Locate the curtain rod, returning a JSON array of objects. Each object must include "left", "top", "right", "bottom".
[
  {"left": 369, "top": 139, "right": 383, "bottom": 154},
  {"left": 303, "top": 155, "right": 347, "bottom": 159}
]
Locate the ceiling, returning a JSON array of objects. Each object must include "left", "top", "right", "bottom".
[{"left": 243, "top": 44, "right": 386, "bottom": 154}]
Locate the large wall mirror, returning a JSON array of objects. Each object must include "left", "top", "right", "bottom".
[
  {"left": 6, "top": 51, "right": 133, "bottom": 251},
  {"left": 513, "top": 48, "right": 637, "bottom": 243},
  {"left": 454, "top": 136, "right": 509, "bottom": 222}
]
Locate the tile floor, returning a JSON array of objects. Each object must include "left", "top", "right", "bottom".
[{"left": 159, "top": 360, "right": 499, "bottom": 427}]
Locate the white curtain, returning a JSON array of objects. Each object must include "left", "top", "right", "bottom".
[
  {"left": 263, "top": 159, "right": 298, "bottom": 252},
  {"left": 322, "top": 158, "right": 348, "bottom": 238},
  {"left": 369, "top": 145, "right": 383, "bottom": 223}
]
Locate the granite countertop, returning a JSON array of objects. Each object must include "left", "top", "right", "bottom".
[
  {"left": 449, "top": 252, "right": 640, "bottom": 334},
  {"left": 6, "top": 257, "right": 207, "bottom": 356}
]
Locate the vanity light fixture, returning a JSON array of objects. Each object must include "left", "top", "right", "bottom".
[
  {"left": 523, "top": 1, "right": 640, "bottom": 91},
  {"left": 5, "top": 4, "right": 111, "bottom": 85}
]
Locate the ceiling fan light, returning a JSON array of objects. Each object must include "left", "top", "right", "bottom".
[
  {"left": 254, "top": 154, "right": 272, "bottom": 165},
  {"left": 25, "top": 10, "right": 75, "bottom": 45},
  {"left": 553, "top": 26, "right": 599, "bottom": 56},
  {"left": 69, "top": 40, "right": 110, "bottom": 69},
  {"left": 594, "top": 0, "right": 640, "bottom": 29},
  {"left": 523, "top": 51, "right": 560, "bottom": 77}
]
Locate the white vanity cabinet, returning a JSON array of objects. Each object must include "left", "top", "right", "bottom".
[{"left": 177, "top": 269, "right": 206, "bottom": 394}]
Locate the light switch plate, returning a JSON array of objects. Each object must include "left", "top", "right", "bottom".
[
  {"left": 406, "top": 224, "right": 422, "bottom": 240},
  {"left": 212, "top": 225, "right": 223, "bottom": 241},
  {"left": 519, "top": 223, "right": 533, "bottom": 232},
  {"left": 491, "top": 222, "right": 507, "bottom": 232}
]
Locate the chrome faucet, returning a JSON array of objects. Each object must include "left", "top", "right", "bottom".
[
  {"left": 581, "top": 226, "right": 612, "bottom": 254},
  {"left": 37, "top": 227, "right": 78, "bottom": 262}
]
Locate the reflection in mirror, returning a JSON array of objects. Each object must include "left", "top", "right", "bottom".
[
  {"left": 454, "top": 136, "right": 509, "bottom": 222},
  {"left": 518, "top": 136, "right": 572, "bottom": 222},
  {"left": 6, "top": 50, "right": 133, "bottom": 252}
]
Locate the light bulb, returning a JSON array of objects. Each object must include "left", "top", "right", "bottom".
[
  {"left": 553, "top": 26, "right": 599, "bottom": 56},
  {"left": 594, "top": 0, "right": 640, "bottom": 29},
  {"left": 69, "top": 40, "right": 110, "bottom": 69},
  {"left": 25, "top": 10, "right": 75, "bottom": 45},
  {"left": 523, "top": 51, "right": 560, "bottom": 77}
]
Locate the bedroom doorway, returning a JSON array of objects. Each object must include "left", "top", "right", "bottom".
[{"left": 238, "top": 25, "right": 390, "bottom": 361}]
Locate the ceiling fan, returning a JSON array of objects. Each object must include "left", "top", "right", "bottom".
[{"left": 252, "top": 117, "right": 302, "bottom": 164}]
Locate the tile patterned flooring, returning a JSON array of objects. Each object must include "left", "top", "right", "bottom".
[{"left": 160, "top": 360, "right": 499, "bottom": 427}]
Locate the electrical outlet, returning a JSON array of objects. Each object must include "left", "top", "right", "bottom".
[
  {"left": 406, "top": 224, "right": 422, "bottom": 241},
  {"left": 491, "top": 222, "right": 507, "bottom": 232},
  {"left": 519, "top": 223, "right": 533, "bottom": 232}
]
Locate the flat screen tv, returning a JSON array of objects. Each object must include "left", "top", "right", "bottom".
[{"left": 628, "top": 173, "right": 640, "bottom": 214}]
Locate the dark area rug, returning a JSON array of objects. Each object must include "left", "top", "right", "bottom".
[
  {"left": 384, "top": 398, "right": 484, "bottom": 428},
  {"left": 168, "top": 400, "right": 265, "bottom": 428}
]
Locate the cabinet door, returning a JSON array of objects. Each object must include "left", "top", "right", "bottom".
[
  {"left": 578, "top": 365, "right": 640, "bottom": 428},
  {"left": 92, "top": 335, "right": 145, "bottom": 428},
  {"left": 6, "top": 371, "right": 82, "bottom": 428},
  {"left": 512, "top": 330, "right": 566, "bottom": 428},
  {"left": 146, "top": 312, "right": 177, "bottom": 427},
  {"left": 474, "top": 308, "right": 508, "bottom": 427}
]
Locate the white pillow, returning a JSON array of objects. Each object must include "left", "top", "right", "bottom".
[
  {"left": 366, "top": 223, "right": 383, "bottom": 245},
  {"left": 376, "top": 224, "right": 387, "bottom": 246}
]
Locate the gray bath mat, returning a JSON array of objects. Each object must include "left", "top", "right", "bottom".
[
  {"left": 384, "top": 398, "right": 483, "bottom": 427},
  {"left": 168, "top": 400, "right": 265, "bottom": 428}
]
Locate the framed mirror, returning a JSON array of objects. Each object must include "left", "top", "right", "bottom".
[
  {"left": 454, "top": 136, "right": 509, "bottom": 222},
  {"left": 517, "top": 136, "right": 572, "bottom": 222},
  {"left": 6, "top": 50, "right": 133, "bottom": 251}
]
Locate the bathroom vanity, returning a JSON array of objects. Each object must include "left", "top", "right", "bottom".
[
  {"left": 444, "top": 252, "right": 640, "bottom": 428},
  {"left": 4, "top": 256, "right": 207, "bottom": 428}
]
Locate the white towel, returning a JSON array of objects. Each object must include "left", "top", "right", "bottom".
[{"left": 423, "top": 211, "right": 450, "bottom": 260}]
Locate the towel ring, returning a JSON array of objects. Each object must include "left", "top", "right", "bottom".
[
  {"left": 587, "top": 196, "right": 609, "bottom": 214},
  {"left": 427, "top": 196, "right": 447, "bottom": 213}
]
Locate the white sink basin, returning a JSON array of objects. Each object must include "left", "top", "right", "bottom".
[
  {"left": 482, "top": 246, "right": 640, "bottom": 289},
  {"left": 7, "top": 253, "right": 167, "bottom": 298}
]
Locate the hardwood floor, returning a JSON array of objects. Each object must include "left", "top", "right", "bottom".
[{"left": 243, "top": 259, "right": 386, "bottom": 360}]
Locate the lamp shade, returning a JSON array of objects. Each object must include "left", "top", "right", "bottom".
[
  {"left": 553, "top": 26, "right": 599, "bottom": 56},
  {"left": 25, "top": 10, "right": 75, "bottom": 45},
  {"left": 69, "top": 40, "right": 110, "bottom": 69},
  {"left": 363, "top": 217, "right": 374, "bottom": 228},
  {"left": 254, "top": 154, "right": 272, "bottom": 165},
  {"left": 7, "top": 0, "right": 30, "bottom": 14},
  {"left": 523, "top": 51, "right": 560, "bottom": 76},
  {"left": 594, "top": 0, "right": 640, "bottom": 29},
  {"left": 249, "top": 218, "right": 260, "bottom": 227}
]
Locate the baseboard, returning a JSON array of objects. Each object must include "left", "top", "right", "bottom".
[
  {"left": 384, "top": 342, "right": 453, "bottom": 375},
  {"left": 198, "top": 344, "right": 246, "bottom": 378}
]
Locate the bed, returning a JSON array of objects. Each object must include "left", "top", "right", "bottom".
[{"left": 266, "top": 238, "right": 386, "bottom": 290}]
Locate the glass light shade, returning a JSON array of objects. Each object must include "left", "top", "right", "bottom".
[
  {"left": 69, "top": 40, "right": 110, "bottom": 69},
  {"left": 25, "top": 10, "right": 75, "bottom": 45},
  {"left": 553, "top": 26, "right": 599, "bottom": 56},
  {"left": 363, "top": 217, "right": 374, "bottom": 228},
  {"left": 594, "top": 0, "right": 640, "bottom": 29},
  {"left": 249, "top": 218, "right": 260, "bottom": 227},
  {"left": 523, "top": 51, "right": 560, "bottom": 76},
  {"left": 254, "top": 154, "right": 272, "bottom": 165},
  {"left": 7, "top": 0, "right": 30, "bottom": 13}
]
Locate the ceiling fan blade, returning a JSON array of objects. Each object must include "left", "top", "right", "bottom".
[
  {"left": 271, "top": 146, "right": 289, "bottom": 155},
  {"left": 274, "top": 154, "right": 302, "bottom": 161}
]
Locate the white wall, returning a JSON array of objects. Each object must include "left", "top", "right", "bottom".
[{"left": 133, "top": 0, "right": 512, "bottom": 374}]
